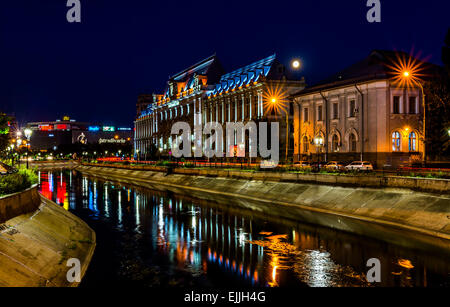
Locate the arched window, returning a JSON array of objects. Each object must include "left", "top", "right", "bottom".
[
  {"left": 332, "top": 134, "right": 339, "bottom": 152},
  {"left": 409, "top": 132, "right": 417, "bottom": 152},
  {"left": 303, "top": 136, "right": 309, "bottom": 153},
  {"left": 392, "top": 131, "right": 401, "bottom": 152},
  {"left": 349, "top": 133, "right": 357, "bottom": 152}
]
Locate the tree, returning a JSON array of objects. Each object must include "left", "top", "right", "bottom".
[
  {"left": 442, "top": 28, "right": 450, "bottom": 74},
  {"left": 425, "top": 28, "right": 450, "bottom": 160},
  {"left": 0, "top": 113, "right": 12, "bottom": 155}
]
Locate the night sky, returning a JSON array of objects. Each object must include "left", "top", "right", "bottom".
[{"left": 1, "top": 0, "right": 449, "bottom": 127}]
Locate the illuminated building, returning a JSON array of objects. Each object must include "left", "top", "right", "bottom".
[
  {"left": 292, "top": 50, "right": 435, "bottom": 167},
  {"left": 134, "top": 54, "right": 305, "bottom": 160},
  {"left": 25, "top": 116, "right": 133, "bottom": 150}
]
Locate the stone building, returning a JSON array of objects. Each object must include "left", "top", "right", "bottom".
[
  {"left": 135, "top": 54, "right": 305, "bottom": 161},
  {"left": 292, "top": 50, "right": 427, "bottom": 168}
]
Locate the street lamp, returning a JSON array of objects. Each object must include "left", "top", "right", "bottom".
[
  {"left": 24, "top": 129, "right": 33, "bottom": 169},
  {"left": 314, "top": 136, "right": 324, "bottom": 166},
  {"left": 401, "top": 70, "right": 426, "bottom": 165},
  {"left": 270, "top": 97, "right": 290, "bottom": 163}
]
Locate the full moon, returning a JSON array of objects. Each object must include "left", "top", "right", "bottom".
[{"left": 292, "top": 60, "right": 300, "bottom": 69}]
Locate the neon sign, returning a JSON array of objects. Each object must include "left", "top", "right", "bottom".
[
  {"left": 88, "top": 126, "right": 100, "bottom": 132},
  {"left": 102, "top": 126, "right": 115, "bottom": 132}
]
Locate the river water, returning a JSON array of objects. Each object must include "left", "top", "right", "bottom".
[{"left": 38, "top": 169, "right": 450, "bottom": 287}]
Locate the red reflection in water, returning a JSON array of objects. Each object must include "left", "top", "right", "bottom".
[{"left": 39, "top": 172, "right": 68, "bottom": 209}]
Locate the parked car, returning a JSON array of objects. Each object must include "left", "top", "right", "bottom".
[
  {"left": 324, "top": 161, "right": 345, "bottom": 171},
  {"left": 293, "top": 161, "right": 311, "bottom": 170},
  {"left": 311, "top": 162, "right": 326, "bottom": 172},
  {"left": 345, "top": 161, "right": 374, "bottom": 172}
]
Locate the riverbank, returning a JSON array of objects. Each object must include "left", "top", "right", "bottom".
[
  {"left": 0, "top": 186, "right": 96, "bottom": 287},
  {"left": 73, "top": 164, "right": 450, "bottom": 251}
]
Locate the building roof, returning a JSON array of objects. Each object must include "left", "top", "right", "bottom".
[
  {"left": 160, "top": 54, "right": 224, "bottom": 99},
  {"left": 170, "top": 54, "right": 217, "bottom": 82},
  {"left": 208, "top": 54, "right": 286, "bottom": 97},
  {"left": 294, "top": 50, "right": 436, "bottom": 96}
]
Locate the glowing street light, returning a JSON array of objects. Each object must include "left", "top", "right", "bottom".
[
  {"left": 24, "top": 128, "right": 32, "bottom": 139},
  {"left": 401, "top": 69, "right": 426, "bottom": 165},
  {"left": 23, "top": 129, "right": 33, "bottom": 169},
  {"left": 269, "top": 96, "right": 291, "bottom": 163}
]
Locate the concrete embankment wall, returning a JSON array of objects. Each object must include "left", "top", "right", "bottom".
[
  {"left": 79, "top": 162, "right": 450, "bottom": 194},
  {"left": 0, "top": 186, "right": 41, "bottom": 223},
  {"left": 76, "top": 165, "right": 450, "bottom": 247},
  {"left": 0, "top": 188, "right": 96, "bottom": 287}
]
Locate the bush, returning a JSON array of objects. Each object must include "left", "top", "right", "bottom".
[{"left": 0, "top": 168, "right": 38, "bottom": 196}]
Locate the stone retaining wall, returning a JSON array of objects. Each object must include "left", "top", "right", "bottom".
[
  {"left": 0, "top": 185, "right": 96, "bottom": 287},
  {"left": 79, "top": 162, "right": 450, "bottom": 194},
  {"left": 0, "top": 185, "right": 41, "bottom": 223},
  {"left": 76, "top": 165, "right": 450, "bottom": 246}
]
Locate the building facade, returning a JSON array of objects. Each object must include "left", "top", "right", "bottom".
[
  {"left": 26, "top": 116, "right": 133, "bottom": 151},
  {"left": 135, "top": 54, "right": 305, "bottom": 161},
  {"left": 292, "top": 50, "right": 426, "bottom": 168}
]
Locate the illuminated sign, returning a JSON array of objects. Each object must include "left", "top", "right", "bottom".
[
  {"left": 117, "top": 128, "right": 132, "bottom": 131},
  {"left": 55, "top": 124, "right": 69, "bottom": 130},
  {"left": 88, "top": 126, "right": 100, "bottom": 132},
  {"left": 39, "top": 125, "right": 53, "bottom": 131},
  {"left": 99, "top": 138, "right": 125, "bottom": 144},
  {"left": 63, "top": 116, "right": 70, "bottom": 121},
  {"left": 102, "top": 126, "right": 115, "bottom": 132}
]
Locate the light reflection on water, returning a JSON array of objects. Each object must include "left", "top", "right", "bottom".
[{"left": 38, "top": 170, "right": 450, "bottom": 287}]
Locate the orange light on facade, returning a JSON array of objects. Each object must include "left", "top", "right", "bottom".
[
  {"left": 386, "top": 51, "right": 427, "bottom": 89},
  {"left": 263, "top": 83, "right": 289, "bottom": 115}
]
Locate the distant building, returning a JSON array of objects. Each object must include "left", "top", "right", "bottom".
[
  {"left": 292, "top": 50, "right": 433, "bottom": 167},
  {"left": 26, "top": 116, "right": 133, "bottom": 151},
  {"left": 135, "top": 54, "right": 305, "bottom": 160}
]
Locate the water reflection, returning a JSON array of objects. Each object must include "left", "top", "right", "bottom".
[{"left": 38, "top": 170, "right": 450, "bottom": 287}]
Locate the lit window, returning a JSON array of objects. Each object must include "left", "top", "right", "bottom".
[
  {"left": 392, "top": 131, "right": 401, "bottom": 152},
  {"left": 409, "top": 132, "right": 417, "bottom": 152}
]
